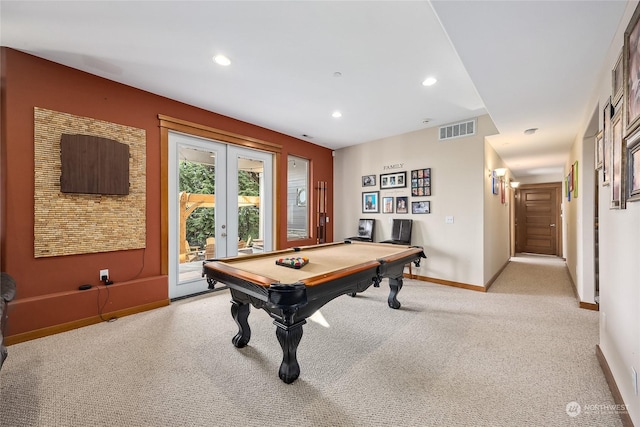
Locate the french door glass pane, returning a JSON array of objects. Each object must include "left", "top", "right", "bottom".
[
  {"left": 178, "top": 146, "right": 216, "bottom": 283},
  {"left": 236, "top": 156, "right": 264, "bottom": 255},
  {"left": 287, "top": 155, "right": 309, "bottom": 241}
]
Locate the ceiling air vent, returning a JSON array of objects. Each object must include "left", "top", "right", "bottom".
[{"left": 439, "top": 118, "right": 476, "bottom": 141}]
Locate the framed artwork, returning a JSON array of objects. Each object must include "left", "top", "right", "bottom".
[
  {"left": 380, "top": 172, "right": 406, "bottom": 189},
  {"left": 500, "top": 179, "right": 505, "bottom": 204},
  {"left": 613, "top": 51, "right": 624, "bottom": 106},
  {"left": 362, "top": 191, "right": 380, "bottom": 213},
  {"left": 573, "top": 161, "right": 579, "bottom": 199},
  {"left": 362, "top": 191, "right": 379, "bottom": 213},
  {"left": 625, "top": 3, "right": 640, "bottom": 133},
  {"left": 627, "top": 127, "right": 640, "bottom": 202},
  {"left": 603, "top": 98, "right": 612, "bottom": 186},
  {"left": 411, "top": 201, "right": 430, "bottom": 214},
  {"left": 362, "top": 174, "right": 376, "bottom": 187},
  {"left": 396, "top": 196, "right": 408, "bottom": 214},
  {"left": 569, "top": 166, "right": 574, "bottom": 192},
  {"left": 410, "top": 168, "right": 431, "bottom": 196},
  {"left": 595, "top": 130, "right": 603, "bottom": 170},
  {"left": 382, "top": 196, "right": 394, "bottom": 213},
  {"left": 492, "top": 170, "right": 499, "bottom": 195},
  {"left": 611, "top": 109, "right": 625, "bottom": 209}
]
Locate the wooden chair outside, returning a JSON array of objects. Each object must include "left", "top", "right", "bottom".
[
  {"left": 183, "top": 240, "right": 198, "bottom": 263},
  {"left": 205, "top": 237, "right": 215, "bottom": 260}
]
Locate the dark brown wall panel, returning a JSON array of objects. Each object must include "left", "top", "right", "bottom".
[{"left": 61, "top": 134, "right": 130, "bottom": 195}]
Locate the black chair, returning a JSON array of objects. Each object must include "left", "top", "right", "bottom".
[
  {"left": 381, "top": 219, "right": 412, "bottom": 245},
  {"left": 348, "top": 219, "right": 374, "bottom": 242},
  {"left": 382, "top": 219, "right": 415, "bottom": 278},
  {"left": 1, "top": 272, "right": 16, "bottom": 371}
]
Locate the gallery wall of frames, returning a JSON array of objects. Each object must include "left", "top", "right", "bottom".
[
  {"left": 597, "top": 4, "right": 640, "bottom": 208},
  {"left": 361, "top": 168, "right": 432, "bottom": 215}
]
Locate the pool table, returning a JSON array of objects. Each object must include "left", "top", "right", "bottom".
[{"left": 202, "top": 240, "right": 426, "bottom": 383}]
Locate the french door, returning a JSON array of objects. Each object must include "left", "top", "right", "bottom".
[{"left": 168, "top": 132, "right": 273, "bottom": 299}]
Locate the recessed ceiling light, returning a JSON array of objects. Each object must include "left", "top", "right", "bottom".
[
  {"left": 333, "top": 71, "right": 342, "bottom": 78},
  {"left": 332, "top": 111, "right": 342, "bottom": 118},
  {"left": 213, "top": 55, "right": 231, "bottom": 66},
  {"left": 524, "top": 128, "right": 538, "bottom": 135},
  {"left": 422, "top": 77, "right": 437, "bottom": 86}
]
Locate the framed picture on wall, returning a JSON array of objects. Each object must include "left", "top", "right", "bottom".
[
  {"left": 573, "top": 161, "right": 579, "bottom": 199},
  {"left": 595, "top": 130, "right": 604, "bottom": 170},
  {"left": 613, "top": 51, "right": 624, "bottom": 106},
  {"left": 362, "top": 191, "right": 379, "bottom": 213},
  {"left": 411, "top": 201, "right": 430, "bottom": 214},
  {"left": 382, "top": 196, "right": 394, "bottom": 213},
  {"left": 362, "top": 174, "right": 376, "bottom": 187},
  {"left": 626, "top": 127, "right": 640, "bottom": 202},
  {"left": 611, "top": 108, "right": 625, "bottom": 209},
  {"left": 603, "top": 98, "right": 612, "bottom": 186},
  {"left": 380, "top": 171, "right": 406, "bottom": 189},
  {"left": 625, "top": 4, "right": 640, "bottom": 133},
  {"left": 396, "top": 196, "right": 408, "bottom": 214},
  {"left": 410, "top": 168, "right": 431, "bottom": 196}
]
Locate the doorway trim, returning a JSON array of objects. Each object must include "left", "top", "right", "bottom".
[
  {"left": 515, "top": 182, "right": 563, "bottom": 256},
  {"left": 159, "top": 114, "right": 282, "bottom": 276}
]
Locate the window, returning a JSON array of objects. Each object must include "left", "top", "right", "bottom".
[{"left": 287, "top": 155, "right": 309, "bottom": 240}]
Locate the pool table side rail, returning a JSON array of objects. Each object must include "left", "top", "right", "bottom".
[
  {"left": 376, "top": 246, "right": 425, "bottom": 264},
  {"left": 205, "top": 266, "right": 271, "bottom": 302},
  {"left": 204, "top": 261, "right": 281, "bottom": 288},
  {"left": 203, "top": 259, "right": 382, "bottom": 288}
]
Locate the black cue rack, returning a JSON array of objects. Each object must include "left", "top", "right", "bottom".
[{"left": 316, "top": 181, "right": 327, "bottom": 243}]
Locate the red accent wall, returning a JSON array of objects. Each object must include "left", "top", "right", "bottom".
[{"left": 0, "top": 48, "right": 333, "bottom": 337}]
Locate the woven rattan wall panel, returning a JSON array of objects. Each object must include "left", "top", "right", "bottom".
[{"left": 34, "top": 108, "right": 146, "bottom": 257}]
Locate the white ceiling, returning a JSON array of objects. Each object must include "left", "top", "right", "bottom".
[{"left": 0, "top": 1, "right": 629, "bottom": 178}]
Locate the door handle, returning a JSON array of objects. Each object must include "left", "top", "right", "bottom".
[{"left": 550, "top": 224, "right": 556, "bottom": 227}]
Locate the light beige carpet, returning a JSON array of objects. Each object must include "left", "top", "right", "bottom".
[{"left": 0, "top": 255, "right": 624, "bottom": 426}]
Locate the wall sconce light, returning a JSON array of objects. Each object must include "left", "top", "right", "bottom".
[
  {"left": 494, "top": 168, "right": 507, "bottom": 178},
  {"left": 511, "top": 181, "right": 520, "bottom": 189}
]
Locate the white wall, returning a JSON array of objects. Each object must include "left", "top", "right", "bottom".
[
  {"left": 334, "top": 114, "right": 504, "bottom": 287},
  {"left": 580, "top": 1, "right": 640, "bottom": 422},
  {"left": 565, "top": 109, "right": 598, "bottom": 303},
  {"left": 483, "top": 141, "right": 512, "bottom": 284},
  {"left": 517, "top": 174, "right": 563, "bottom": 185}
]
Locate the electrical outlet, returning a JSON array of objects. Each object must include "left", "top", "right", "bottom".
[
  {"left": 445, "top": 216, "right": 454, "bottom": 224},
  {"left": 99, "top": 269, "right": 109, "bottom": 281}
]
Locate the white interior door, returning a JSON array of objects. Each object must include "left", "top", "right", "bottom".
[{"left": 168, "top": 132, "right": 273, "bottom": 299}]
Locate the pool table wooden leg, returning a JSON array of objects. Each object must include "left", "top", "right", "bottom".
[
  {"left": 231, "top": 300, "right": 251, "bottom": 348},
  {"left": 275, "top": 320, "right": 305, "bottom": 384},
  {"left": 388, "top": 277, "right": 403, "bottom": 309}
]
